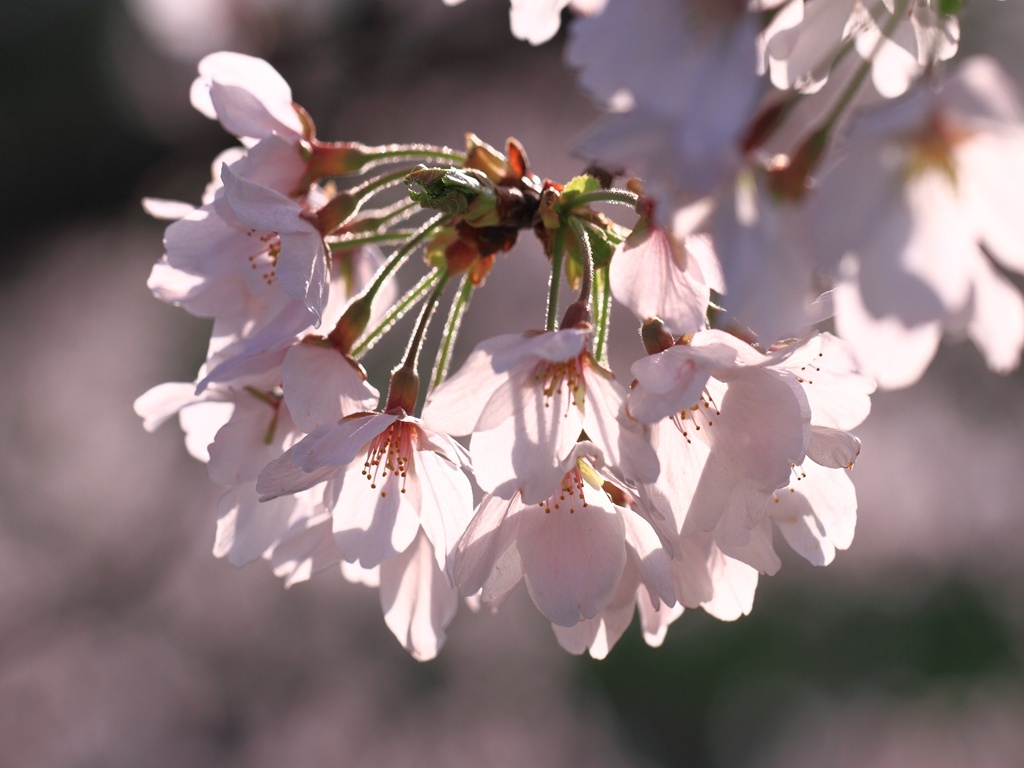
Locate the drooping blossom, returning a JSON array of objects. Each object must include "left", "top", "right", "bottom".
[
  {"left": 760, "top": 0, "right": 959, "bottom": 97},
  {"left": 808, "top": 56, "right": 1024, "bottom": 388},
  {"left": 453, "top": 443, "right": 674, "bottom": 642},
  {"left": 629, "top": 329, "right": 871, "bottom": 570},
  {"left": 422, "top": 326, "right": 658, "bottom": 502},
  {"left": 190, "top": 50, "right": 307, "bottom": 145},
  {"left": 609, "top": 206, "right": 720, "bottom": 335}
]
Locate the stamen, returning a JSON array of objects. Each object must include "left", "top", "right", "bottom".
[{"left": 361, "top": 421, "right": 415, "bottom": 497}]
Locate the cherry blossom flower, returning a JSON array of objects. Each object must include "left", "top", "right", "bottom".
[
  {"left": 422, "top": 327, "right": 658, "bottom": 502},
  {"left": 454, "top": 444, "right": 674, "bottom": 636},
  {"left": 190, "top": 50, "right": 306, "bottom": 145},
  {"left": 760, "top": 0, "right": 958, "bottom": 97},
  {"left": 609, "top": 210, "right": 720, "bottom": 335},
  {"left": 808, "top": 56, "right": 1024, "bottom": 388}
]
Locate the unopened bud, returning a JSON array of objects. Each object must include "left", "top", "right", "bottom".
[
  {"left": 641, "top": 318, "right": 675, "bottom": 355},
  {"left": 328, "top": 296, "right": 372, "bottom": 354},
  {"left": 316, "top": 193, "right": 360, "bottom": 234},
  {"left": 385, "top": 366, "right": 420, "bottom": 413},
  {"left": 560, "top": 301, "right": 592, "bottom": 330}
]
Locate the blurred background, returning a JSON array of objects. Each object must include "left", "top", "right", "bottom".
[{"left": 1, "top": 1, "right": 1024, "bottom": 765}]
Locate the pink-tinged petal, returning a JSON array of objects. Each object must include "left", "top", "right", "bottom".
[
  {"left": 701, "top": 551, "right": 758, "bottom": 621},
  {"left": 621, "top": 511, "right": 674, "bottom": 608},
  {"left": 708, "top": 368, "right": 810, "bottom": 490},
  {"left": 454, "top": 493, "right": 524, "bottom": 596},
  {"left": 771, "top": 461, "right": 857, "bottom": 566},
  {"left": 142, "top": 197, "right": 195, "bottom": 220},
  {"left": 718, "top": 518, "right": 782, "bottom": 575},
  {"left": 470, "top": 379, "right": 584, "bottom": 503},
  {"left": 421, "top": 336, "right": 524, "bottom": 435},
  {"left": 340, "top": 559, "right": 380, "bottom": 587},
  {"left": 277, "top": 230, "right": 329, "bottom": 325},
  {"left": 609, "top": 225, "right": 710, "bottom": 333},
  {"left": 963, "top": 133, "right": 1024, "bottom": 274},
  {"left": 770, "top": 333, "right": 875, "bottom": 431},
  {"left": 628, "top": 344, "right": 732, "bottom": 424},
  {"left": 134, "top": 382, "right": 209, "bottom": 432},
  {"left": 255, "top": 454, "right": 339, "bottom": 501},
  {"left": 518, "top": 485, "right": 626, "bottom": 627},
  {"left": 965, "top": 252, "right": 1024, "bottom": 374},
  {"left": 414, "top": 449, "right": 475, "bottom": 572},
  {"left": 833, "top": 272, "right": 943, "bottom": 390},
  {"left": 686, "top": 454, "right": 772, "bottom": 543},
  {"left": 206, "top": 392, "right": 289, "bottom": 486},
  {"left": 213, "top": 484, "right": 297, "bottom": 566},
  {"left": 191, "top": 51, "right": 303, "bottom": 143},
  {"left": 807, "top": 426, "right": 861, "bottom": 469},
  {"left": 221, "top": 164, "right": 312, "bottom": 234},
  {"left": 282, "top": 344, "right": 379, "bottom": 433},
  {"left": 480, "top": 540, "right": 525, "bottom": 609},
  {"left": 296, "top": 413, "right": 397, "bottom": 471},
  {"left": 637, "top": 584, "right": 684, "bottom": 648},
  {"left": 379, "top": 531, "right": 459, "bottom": 661},
  {"left": 669, "top": 533, "right": 715, "bottom": 608},
  {"left": 584, "top": 365, "right": 659, "bottom": 483},
  {"left": 332, "top": 465, "right": 420, "bottom": 568},
  {"left": 179, "top": 399, "right": 236, "bottom": 463},
  {"left": 551, "top": 564, "right": 638, "bottom": 659},
  {"left": 504, "top": 328, "right": 588, "bottom": 366},
  {"left": 270, "top": 518, "right": 341, "bottom": 588},
  {"left": 639, "top": 420, "right": 710, "bottom": 536}
]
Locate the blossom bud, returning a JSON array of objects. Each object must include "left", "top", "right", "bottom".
[
  {"left": 315, "top": 193, "right": 360, "bottom": 234},
  {"left": 329, "top": 296, "right": 372, "bottom": 354},
  {"left": 406, "top": 166, "right": 500, "bottom": 225},
  {"left": 641, "top": 318, "right": 676, "bottom": 355},
  {"left": 385, "top": 366, "right": 420, "bottom": 413}
]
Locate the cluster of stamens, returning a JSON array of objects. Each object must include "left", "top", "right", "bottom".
[
  {"left": 361, "top": 421, "right": 415, "bottom": 497},
  {"left": 539, "top": 465, "right": 589, "bottom": 515},
  {"left": 533, "top": 356, "right": 585, "bottom": 414},
  {"left": 671, "top": 389, "right": 720, "bottom": 444},
  {"left": 246, "top": 230, "right": 282, "bottom": 287},
  {"left": 795, "top": 350, "right": 823, "bottom": 385}
]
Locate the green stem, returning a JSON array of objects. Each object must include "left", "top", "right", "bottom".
[
  {"left": 546, "top": 226, "right": 566, "bottom": 332},
  {"left": 593, "top": 266, "right": 612, "bottom": 367},
  {"left": 363, "top": 213, "right": 446, "bottom": 306},
  {"left": 327, "top": 230, "right": 417, "bottom": 251},
  {"left": 351, "top": 269, "right": 443, "bottom": 357},
  {"left": 363, "top": 144, "right": 466, "bottom": 167},
  {"left": 353, "top": 166, "right": 420, "bottom": 199},
  {"left": 402, "top": 270, "right": 451, "bottom": 374},
  {"left": 570, "top": 217, "right": 594, "bottom": 310},
  {"left": 562, "top": 189, "right": 640, "bottom": 213},
  {"left": 431, "top": 274, "right": 474, "bottom": 392}
]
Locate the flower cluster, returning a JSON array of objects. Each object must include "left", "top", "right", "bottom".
[{"left": 138, "top": 0, "right": 1024, "bottom": 660}]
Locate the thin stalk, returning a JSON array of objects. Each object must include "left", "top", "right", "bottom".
[
  {"left": 593, "top": 266, "right": 612, "bottom": 367},
  {"left": 545, "top": 226, "right": 566, "bottom": 332},
  {"left": 402, "top": 270, "right": 451, "bottom": 374},
  {"left": 352, "top": 166, "right": 419, "bottom": 199},
  {"left": 328, "top": 230, "right": 417, "bottom": 251},
  {"left": 363, "top": 144, "right": 466, "bottom": 167},
  {"left": 562, "top": 189, "right": 640, "bottom": 213},
  {"left": 364, "top": 212, "right": 446, "bottom": 306},
  {"left": 570, "top": 217, "right": 595, "bottom": 310},
  {"left": 351, "top": 269, "right": 443, "bottom": 357},
  {"left": 430, "top": 274, "right": 474, "bottom": 392}
]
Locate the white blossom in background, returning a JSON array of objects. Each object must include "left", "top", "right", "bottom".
[{"left": 808, "top": 56, "right": 1024, "bottom": 388}]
